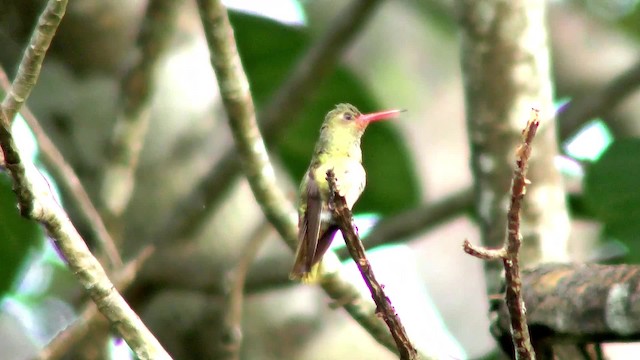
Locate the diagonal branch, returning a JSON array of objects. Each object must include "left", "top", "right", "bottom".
[
  {"left": 37, "top": 246, "right": 155, "bottom": 360},
  {"left": 0, "top": 113, "right": 169, "bottom": 359},
  {"left": 195, "top": 1, "right": 436, "bottom": 358},
  {"left": 1, "top": 0, "right": 67, "bottom": 126},
  {"left": 0, "top": 66, "right": 122, "bottom": 269},
  {"left": 558, "top": 59, "right": 640, "bottom": 139},
  {"left": 337, "top": 186, "right": 473, "bottom": 259},
  {"left": 327, "top": 169, "right": 417, "bottom": 360},
  {"left": 161, "top": 0, "right": 383, "bottom": 244},
  {"left": 0, "top": 2, "right": 169, "bottom": 358}
]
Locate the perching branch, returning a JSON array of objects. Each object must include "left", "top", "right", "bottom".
[
  {"left": 196, "top": 1, "right": 436, "bottom": 358},
  {"left": 100, "top": 0, "right": 181, "bottom": 219},
  {"left": 38, "top": 246, "right": 155, "bottom": 360},
  {"left": 463, "top": 108, "right": 541, "bottom": 360},
  {"left": 1, "top": 0, "right": 67, "bottom": 126},
  {"left": 161, "top": 0, "right": 383, "bottom": 244},
  {"left": 327, "top": 169, "right": 417, "bottom": 360},
  {"left": 0, "top": 66, "right": 122, "bottom": 269}
]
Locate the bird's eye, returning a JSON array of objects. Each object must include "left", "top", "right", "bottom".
[{"left": 343, "top": 113, "right": 353, "bottom": 121}]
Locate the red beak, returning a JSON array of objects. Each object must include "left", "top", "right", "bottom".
[{"left": 357, "top": 109, "right": 405, "bottom": 123}]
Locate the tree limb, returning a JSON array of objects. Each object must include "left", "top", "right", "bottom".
[
  {"left": 37, "top": 246, "right": 155, "bottom": 360},
  {"left": 492, "top": 263, "right": 640, "bottom": 357}
]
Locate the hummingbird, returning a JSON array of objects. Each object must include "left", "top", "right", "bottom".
[{"left": 289, "top": 103, "right": 403, "bottom": 281}]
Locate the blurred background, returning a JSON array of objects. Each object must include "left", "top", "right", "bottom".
[{"left": 1, "top": 0, "right": 640, "bottom": 359}]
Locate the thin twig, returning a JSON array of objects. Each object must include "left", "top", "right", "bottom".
[
  {"left": 1, "top": 0, "right": 67, "bottom": 126},
  {"left": 463, "top": 108, "right": 540, "bottom": 360},
  {"left": 100, "top": 0, "right": 181, "bottom": 219},
  {"left": 326, "top": 169, "right": 417, "bottom": 360},
  {"left": 337, "top": 187, "right": 473, "bottom": 259},
  {"left": 217, "top": 221, "right": 272, "bottom": 360},
  {"left": 462, "top": 240, "right": 506, "bottom": 260},
  {"left": 160, "top": 0, "right": 383, "bottom": 243},
  {"left": 37, "top": 246, "right": 155, "bottom": 360},
  {"left": 558, "top": 59, "right": 640, "bottom": 139},
  {"left": 196, "top": 2, "right": 435, "bottom": 358},
  {"left": 0, "top": 66, "right": 122, "bottom": 269}
]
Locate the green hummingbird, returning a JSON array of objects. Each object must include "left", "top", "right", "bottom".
[{"left": 289, "top": 103, "right": 403, "bottom": 281}]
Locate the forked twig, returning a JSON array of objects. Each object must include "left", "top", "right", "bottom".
[{"left": 463, "top": 108, "right": 540, "bottom": 360}]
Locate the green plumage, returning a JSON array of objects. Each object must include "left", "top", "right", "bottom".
[{"left": 290, "top": 103, "right": 400, "bottom": 281}]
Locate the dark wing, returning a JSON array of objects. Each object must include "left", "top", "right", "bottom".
[{"left": 289, "top": 172, "right": 323, "bottom": 279}]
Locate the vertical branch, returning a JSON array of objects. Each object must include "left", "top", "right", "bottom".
[
  {"left": 195, "top": 0, "right": 297, "bottom": 245},
  {"left": 458, "top": 0, "right": 570, "bottom": 294},
  {"left": 1, "top": 0, "right": 67, "bottom": 125},
  {"left": 100, "top": 0, "right": 181, "bottom": 219},
  {"left": 216, "top": 221, "right": 271, "bottom": 359},
  {"left": 463, "top": 109, "right": 541, "bottom": 360},
  {"left": 195, "top": 2, "right": 436, "bottom": 358},
  {"left": 326, "top": 170, "right": 417, "bottom": 360}
]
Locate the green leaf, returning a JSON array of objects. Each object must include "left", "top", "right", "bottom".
[
  {"left": 584, "top": 139, "right": 640, "bottom": 262},
  {"left": 231, "top": 12, "right": 421, "bottom": 214},
  {"left": 0, "top": 172, "right": 44, "bottom": 298}
]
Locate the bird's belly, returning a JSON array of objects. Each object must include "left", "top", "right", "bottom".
[{"left": 314, "top": 160, "right": 366, "bottom": 209}]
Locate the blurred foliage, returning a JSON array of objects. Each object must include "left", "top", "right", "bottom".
[
  {"left": 584, "top": 139, "right": 640, "bottom": 263},
  {"left": 0, "top": 172, "right": 44, "bottom": 298},
  {"left": 579, "top": 0, "right": 640, "bottom": 39},
  {"left": 231, "top": 12, "right": 421, "bottom": 214}
]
